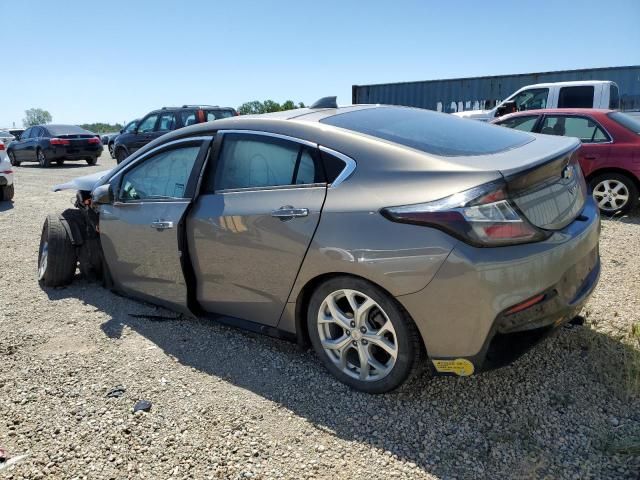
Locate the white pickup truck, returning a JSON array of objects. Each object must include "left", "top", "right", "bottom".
[{"left": 454, "top": 80, "right": 620, "bottom": 122}]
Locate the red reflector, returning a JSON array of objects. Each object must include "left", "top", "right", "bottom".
[
  {"left": 483, "top": 223, "right": 537, "bottom": 240},
  {"left": 2, "top": 170, "right": 12, "bottom": 174},
  {"left": 505, "top": 294, "right": 546, "bottom": 315},
  {"left": 50, "top": 138, "right": 70, "bottom": 145}
]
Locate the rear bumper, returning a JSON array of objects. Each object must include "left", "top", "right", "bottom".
[
  {"left": 397, "top": 197, "right": 601, "bottom": 376},
  {"left": 48, "top": 145, "right": 102, "bottom": 160}
]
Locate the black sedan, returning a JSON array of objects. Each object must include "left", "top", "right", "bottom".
[{"left": 7, "top": 124, "right": 103, "bottom": 167}]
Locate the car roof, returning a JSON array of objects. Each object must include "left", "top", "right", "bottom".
[
  {"left": 521, "top": 80, "right": 616, "bottom": 89},
  {"left": 496, "top": 108, "right": 614, "bottom": 121}
]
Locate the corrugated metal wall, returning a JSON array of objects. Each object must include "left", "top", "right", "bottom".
[{"left": 352, "top": 66, "right": 640, "bottom": 112}]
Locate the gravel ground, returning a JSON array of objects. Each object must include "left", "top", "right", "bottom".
[{"left": 1, "top": 151, "right": 639, "bottom": 479}]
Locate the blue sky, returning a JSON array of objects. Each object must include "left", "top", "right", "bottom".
[{"left": 2, "top": 0, "right": 639, "bottom": 127}]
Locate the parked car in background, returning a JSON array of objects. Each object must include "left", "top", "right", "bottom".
[
  {"left": 7, "top": 124, "right": 103, "bottom": 167},
  {"left": 455, "top": 81, "right": 620, "bottom": 122},
  {"left": 43, "top": 102, "right": 600, "bottom": 393},
  {"left": 113, "top": 106, "right": 237, "bottom": 163},
  {"left": 0, "top": 130, "right": 15, "bottom": 144},
  {"left": 105, "top": 119, "right": 138, "bottom": 159},
  {"left": 494, "top": 109, "right": 640, "bottom": 214},
  {"left": 0, "top": 128, "right": 25, "bottom": 139},
  {"left": 0, "top": 141, "right": 15, "bottom": 201}
]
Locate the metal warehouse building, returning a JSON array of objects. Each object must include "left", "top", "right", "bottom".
[{"left": 352, "top": 65, "right": 640, "bottom": 113}]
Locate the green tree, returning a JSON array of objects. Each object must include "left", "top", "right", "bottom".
[
  {"left": 23, "top": 108, "right": 52, "bottom": 127},
  {"left": 79, "top": 123, "right": 124, "bottom": 134},
  {"left": 238, "top": 101, "right": 266, "bottom": 115},
  {"left": 237, "top": 99, "right": 306, "bottom": 115},
  {"left": 262, "top": 100, "right": 282, "bottom": 113}
]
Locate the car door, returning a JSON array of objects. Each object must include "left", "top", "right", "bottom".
[
  {"left": 187, "top": 131, "right": 327, "bottom": 327},
  {"left": 12, "top": 127, "right": 31, "bottom": 160},
  {"left": 131, "top": 114, "right": 159, "bottom": 153},
  {"left": 98, "top": 137, "right": 211, "bottom": 312},
  {"left": 25, "top": 127, "right": 42, "bottom": 160},
  {"left": 537, "top": 114, "right": 611, "bottom": 177}
]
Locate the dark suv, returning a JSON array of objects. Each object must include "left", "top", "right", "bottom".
[{"left": 113, "top": 105, "right": 237, "bottom": 163}]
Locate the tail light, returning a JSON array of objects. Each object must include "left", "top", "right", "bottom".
[
  {"left": 50, "top": 138, "right": 70, "bottom": 145},
  {"left": 381, "top": 180, "right": 551, "bottom": 247},
  {"left": 88, "top": 137, "right": 101, "bottom": 144},
  {"left": 0, "top": 142, "right": 4, "bottom": 151},
  {"left": 2, "top": 170, "right": 13, "bottom": 174}
]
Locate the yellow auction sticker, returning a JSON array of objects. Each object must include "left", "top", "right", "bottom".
[{"left": 432, "top": 358, "right": 475, "bottom": 376}]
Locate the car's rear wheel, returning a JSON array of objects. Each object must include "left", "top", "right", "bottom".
[
  {"left": 115, "top": 148, "right": 127, "bottom": 164},
  {"left": 37, "top": 149, "right": 50, "bottom": 168},
  {"left": 307, "top": 276, "right": 424, "bottom": 393},
  {"left": 108, "top": 143, "right": 115, "bottom": 158},
  {"left": 38, "top": 214, "right": 77, "bottom": 287},
  {"left": 1, "top": 184, "right": 14, "bottom": 201},
  {"left": 590, "top": 173, "right": 638, "bottom": 215},
  {"left": 85, "top": 157, "right": 97, "bottom": 165},
  {"left": 8, "top": 151, "right": 20, "bottom": 166}
]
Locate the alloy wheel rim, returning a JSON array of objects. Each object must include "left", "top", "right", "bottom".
[
  {"left": 38, "top": 241, "right": 48, "bottom": 280},
  {"left": 38, "top": 151, "right": 46, "bottom": 166},
  {"left": 317, "top": 289, "right": 398, "bottom": 382},
  {"left": 592, "top": 179, "right": 629, "bottom": 211}
]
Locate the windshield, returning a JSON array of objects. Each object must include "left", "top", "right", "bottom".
[
  {"left": 321, "top": 107, "right": 532, "bottom": 156},
  {"left": 608, "top": 112, "right": 640, "bottom": 134},
  {"left": 47, "top": 125, "right": 93, "bottom": 136}
]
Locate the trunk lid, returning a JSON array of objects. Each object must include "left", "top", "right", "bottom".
[{"left": 433, "top": 134, "right": 586, "bottom": 231}]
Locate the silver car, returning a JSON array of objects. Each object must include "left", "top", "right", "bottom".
[{"left": 42, "top": 102, "right": 600, "bottom": 393}]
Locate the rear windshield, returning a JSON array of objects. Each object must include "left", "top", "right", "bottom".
[
  {"left": 608, "top": 112, "right": 640, "bottom": 133},
  {"left": 47, "top": 125, "right": 93, "bottom": 136},
  {"left": 206, "top": 109, "right": 235, "bottom": 121},
  {"left": 320, "top": 107, "right": 532, "bottom": 156}
]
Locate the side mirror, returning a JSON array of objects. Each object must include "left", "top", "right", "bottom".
[
  {"left": 496, "top": 100, "right": 516, "bottom": 117},
  {"left": 92, "top": 184, "right": 113, "bottom": 205},
  {"left": 119, "top": 129, "right": 124, "bottom": 134}
]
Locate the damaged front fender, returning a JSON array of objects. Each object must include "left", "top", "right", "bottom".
[{"left": 52, "top": 169, "right": 113, "bottom": 193}]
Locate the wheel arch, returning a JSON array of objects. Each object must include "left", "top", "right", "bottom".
[
  {"left": 586, "top": 167, "right": 640, "bottom": 192},
  {"left": 292, "top": 271, "right": 426, "bottom": 352}
]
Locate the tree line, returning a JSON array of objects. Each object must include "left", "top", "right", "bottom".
[{"left": 21, "top": 99, "right": 308, "bottom": 133}]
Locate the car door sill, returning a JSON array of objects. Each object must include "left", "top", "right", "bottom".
[{"left": 202, "top": 313, "right": 297, "bottom": 343}]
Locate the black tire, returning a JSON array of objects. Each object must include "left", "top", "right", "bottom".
[
  {"left": 589, "top": 173, "right": 639, "bottom": 215},
  {"left": 8, "top": 151, "right": 20, "bottom": 166},
  {"left": 108, "top": 143, "right": 115, "bottom": 158},
  {"left": 38, "top": 214, "right": 77, "bottom": 287},
  {"left": 56, "top": 159, "right": 64, "bottom": 166},
  {"left": 85, "top": 156, "right": 97, "bottom": 165},
  {"left": 307, "top": 276, "right": 424, "bottom": 393},
  {"left": 115, "top": 148, "right": 127, "bottom": 164},
  {"left": 37, "top": 148, "right": 50, "bottom": 168},
  {"left": 60, "top": 209, "right": 103, "bottom": 281},
  {"left": 1, "top": 184, "right": 14, "bottom": 201}
]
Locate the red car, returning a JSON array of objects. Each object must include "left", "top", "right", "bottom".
[{"left": 493, "top": 109, "right": 640, "bottom": 214}]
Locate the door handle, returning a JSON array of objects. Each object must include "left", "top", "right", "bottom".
[
  {"left": 271, "top": 206, "right": 309, "bottom": 220},
  {"left": 584, "top": 156, "right": 597, "bottom": 160},
  {"left": 151, "top": 220, "right": 174, "bottom": 230}
]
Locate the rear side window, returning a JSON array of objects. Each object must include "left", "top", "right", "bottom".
[
  {"left": 213, "top": 134, "right": 322, "bottom": 190},
  {"left": 608, "top": 111, "right": 640, "bottom": 133},
  {"left": 320, "top": 107, "right": 532, "bottom": 157},
  {"left": 557, "top": 86, "right": 594, "bottom": 108},
  {"left": 609, "top": 85, "right": 620, "bottom": 109},
  {"left": 498, "top": 115, "right": 539, "bottom": 132},
  {"left": 206, "top": 110, "right": 235, "bottom": 121},
  {"left": 540, "top": 116, "right": 609, "bottom": 143}
]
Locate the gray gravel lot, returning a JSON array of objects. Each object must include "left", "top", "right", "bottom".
[{"left": 1, "top": 151, "right": 639, "bottom": 479}]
